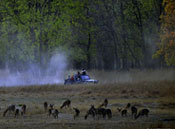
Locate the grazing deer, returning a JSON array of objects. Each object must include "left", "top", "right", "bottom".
[
  {"left": 18, "top": 104, "right": 27, "bottom": 114},
  {"left": 17, "top": 104, "right": 27, "bottom": 115},
  {"left": 48, "top": 104, "right": 54, "bottom": 116},
  {"left": 15, "top": 105, "right": 26, "bottom": 118},
  {"left": 73, "top": 108, "right": 80, "bottom": 120},
  {"left": 85, "top": 105, "right": 112, "bottom": 120},
  {"left": 117, "top": 108, "right": 127, "bottom": 116},
  {"left": 60, "top": 99, "right": 71, "bottom": 109},
  {"left": 85, "top": 105, "right": 96, "bottom": 120},
  {"left": 99, "top": 99, "right": 108, "bottom": 108},
  {"left": 3, "top": 104, "right": 26, "bottom": 118},
  {"left": 96, "top": 108, "right": 112, "bottom": 119},
  {"left": 105, "top": 109, "right": 112, "bottom": 119},
  {"left": 3, "top": 104, "right": 15, "bottom": 117},
  {"left": 131, "top": 106, "right": 137, "bottom": 118},
  {"left": 52, "top": 109, "right": 59, "bottom": 119},
  {"left": 48, "top": 109, "right": 59, "bottom": 118},
  {"left": 44, "top": 102, "right": 48, "bottom": 112},
  {"left": 96, "top": 108, "right": 106, "bottom": 119},
  {"left": 135, "top": 109, "right": 149, "bottom": 119},
  {"left": 48, "top": 104, "right": 59, "bottom": 119}
]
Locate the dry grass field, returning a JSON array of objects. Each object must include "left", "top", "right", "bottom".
[{"left": 0, "top": 70, "right": 175, "bottom": 129}]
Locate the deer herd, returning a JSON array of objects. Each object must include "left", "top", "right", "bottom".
[{"left": 2, "top": 99, "right": 149, "bottom": 120}]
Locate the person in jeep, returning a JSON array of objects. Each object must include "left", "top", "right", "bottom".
[{"left": 81, "top": 69, "right": 86, "bottom": 75}]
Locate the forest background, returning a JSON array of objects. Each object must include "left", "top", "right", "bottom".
[{"left": 0, "top": 0, "right": 174, "bottom": 71}]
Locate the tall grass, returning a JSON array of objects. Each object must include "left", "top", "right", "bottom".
[{"left": 0, "top": 69, "right": 175, "bottom": 129}]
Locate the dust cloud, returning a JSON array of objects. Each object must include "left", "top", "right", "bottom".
[{"left": 0, "top": 53, "right": 67, "bottom": 86}]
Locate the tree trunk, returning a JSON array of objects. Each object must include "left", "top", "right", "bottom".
[
  {"left": 120, "top": 2, "right": 128, "bottom": 70},
  {"left": 132, "top": 0, "right": 147, "bottom": 68},
  {"left": 87, "top": 32, "right": 91, "bottom": 69}
]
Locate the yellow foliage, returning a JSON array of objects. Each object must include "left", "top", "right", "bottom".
[{"left": 154, "top": 0, "right": 175, "bottom": 66}]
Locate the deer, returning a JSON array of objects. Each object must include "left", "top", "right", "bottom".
[
  {"left": 15, "top": 104, "right": 27, "bottom": 118},
  {"left": 84, "top": 105, "right": 96, "bottom": 120},
  {"left": 99, "top": 99, "right": 108, "bottom": 108},
  {"left": 48, "top": 109, "right": 59, "bottom": 118},
  {"left": 117, "top": 108, "right": 127, "bottom": 117},
  {"left": 126, "top": 103, "right": 131, "bottom": 109},
  {"left": 14, "top": 107, "right": 23, "bottom": 117},
  {"left": 52, "top": 109, "right": 59, "bottom": 119},
  {"left": 135, "top": 108, "right": 149, "bottom": 119},
  {"left": 73, "top": 108, "right": 80, "bottom": 120},
  {"left": 17, "top": 104, "right": 27, "bottom": 115},
  {"left": 95, "top": 107, "right": 106, "bottom": 119},
  {"left": 3, "top": 104, "right": 26, "bottom": 118},
  {"left": 105, "top": 109, "right": 112, "bottom": 119},
  {"left": 3, "top": 104, "right": 15, "bottom": 117},
  {"left": 60, "top": 99, "right": 71, "bottom": 109},
  {"left": 96, "top": 108, "right": 112, "bottom": 119},
  {"left": 117, "top": 103, "right": 132, "bottom": 117},
  {"left": 48, "top": 104, "right": 54, "bottom": 116},
  {"left": 131, "top": 106, "right": 137, "bottom": 118},
  {"left": 48, "top": 104, "right": 59, "bottom": 119},
  {"left": 85, "top": 105, "right": 112, "bottom": 120}
]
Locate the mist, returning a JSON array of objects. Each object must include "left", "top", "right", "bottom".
[{"left": 0, "top": 53, "right": 67, "bottom": 86}]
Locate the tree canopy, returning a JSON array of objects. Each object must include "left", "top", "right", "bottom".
[
  {"left": 154, "top": 0, "right": 175, "bottom": 66},
  {"left": 0, "top": 0, "right": 173, "bottom": 70}
]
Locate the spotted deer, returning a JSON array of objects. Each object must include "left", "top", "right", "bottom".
[
  {"left": 48, "top": 104, "right": 54, "bottom": 116},
  {"left": 135, "top": 109, "right": 149, "bottom": 119},
  {"left": 52, "top": 109, "right": 59, "bottom": 119},
  {"left": 15, "top": 104, "right": 26, "bottom": 117},
  {"left": 117, "top": 108, "right": 127, "bottom": 116},
  {"left": 85, "top": 105, "right": 112, "bottom": 120},
  {"left": 84, "top": 105, "right": 96, "bottom": 120},
  {"left": 96, "top": 108, "right": 112, "bottom": 119},
  {"left": 131, "top": 106, "right": 137, "bottom": 118},
  {"left": 73, "top": 108, "right": 80, "bottom": 120},
  {"left": 3, "top": 104, "right": 15, "bottom": 117},
  {"left": 60, "top": 99, "right": 71, "bottom": 109},
  {"left": 48, "top": 104, "right": 59, "bottom": 119},
  {"left": 99, "top": 99, "right": 108, "bottom": 108},
  {"left": 105, "top": 109, "right": 112, "bottom": 119}
]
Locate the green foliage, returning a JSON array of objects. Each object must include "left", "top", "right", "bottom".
[{"left": 0, "top": 0, "right": 165, "bottom": 69}]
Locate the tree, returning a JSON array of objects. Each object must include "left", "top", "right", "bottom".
[
  {"left": 154, "top": 0, "right": 175, "bottom": 66},
  {"left": 0, "top": 0, "right": 73, "bottom": 70},
  {"left": 0, "top": 0, "right": 171, "bottom": 70}
]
